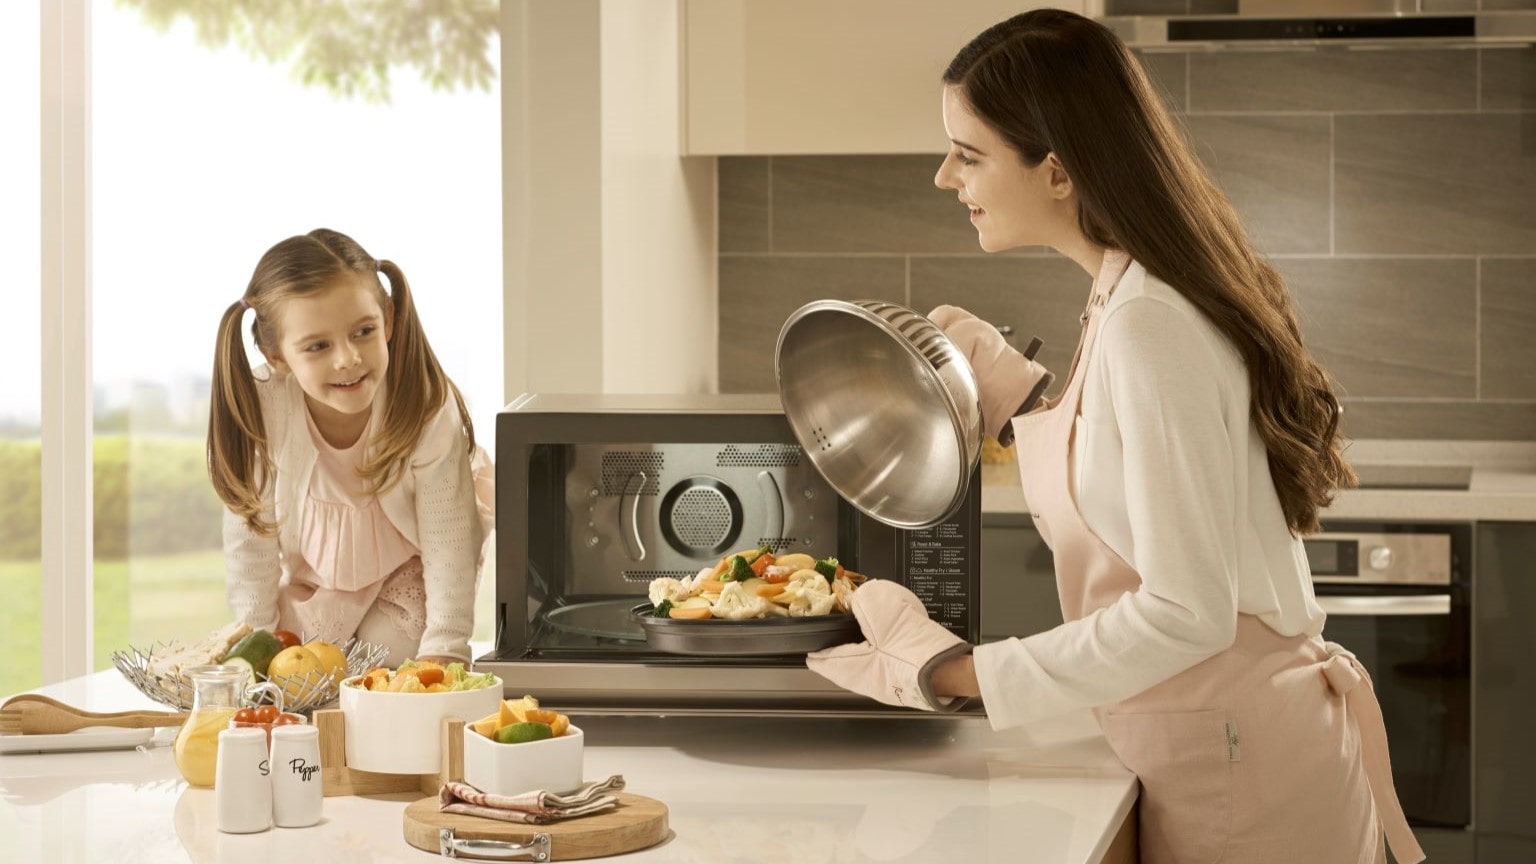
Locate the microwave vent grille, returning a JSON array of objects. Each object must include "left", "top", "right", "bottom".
[
  {"left": 670, "top": 487, "right": 737, "bottom": 548},
  {"left": 601, "top": 452, "right": 663, "bottom": 496},
  {"left": 716, "top": 444, "right": 801, "bottom": 468},
  {"left": 621, "top": 569, "right": 695, "bottom": 583}
]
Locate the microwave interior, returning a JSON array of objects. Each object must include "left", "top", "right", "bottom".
[{"left": 502, "top": 440, "right": 859, "bottom": 665}]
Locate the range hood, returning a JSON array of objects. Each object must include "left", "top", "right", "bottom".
[{"left": 1097, "top": 0, "right": 1536, "bottom": 49}]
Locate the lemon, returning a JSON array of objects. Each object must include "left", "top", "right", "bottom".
[
  {"left": 266, "top": 645, "right": 325, "bottom": 703},
  {"left": 305, "top": 640, "right": 349, "bottom": 683},
  {"left": 495, "top": 721, "right": 553, "bottom": 744}
]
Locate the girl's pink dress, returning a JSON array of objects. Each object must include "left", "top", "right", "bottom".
[{"left": 275, "top": 409, "right": 427, "bottom": 647}]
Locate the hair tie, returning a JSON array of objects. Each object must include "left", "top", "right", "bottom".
[{"left": 239, "top": 298, "right": 250, "bottom": 311}]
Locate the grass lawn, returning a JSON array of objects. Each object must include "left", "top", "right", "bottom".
[{"left": 1, "top": 549, "right": 228, "bottom": 696}]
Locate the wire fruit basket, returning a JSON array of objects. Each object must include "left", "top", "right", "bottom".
[{"left": 111, "top": 637, "right": 389, "bottom": 715}]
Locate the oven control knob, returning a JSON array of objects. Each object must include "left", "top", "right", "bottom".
[{"left": 1368, "top": 546, "right": 1394, "bottom": 571}]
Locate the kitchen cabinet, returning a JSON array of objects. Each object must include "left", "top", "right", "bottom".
[
  {"left": 1473, "top": 522, "right": 1536, "bottom": 864},
  {"left": 683, "top": 0, "right": 1086, "bottom": 155}
]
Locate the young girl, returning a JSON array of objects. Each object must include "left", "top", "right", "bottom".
[
  {"left": 208, "top": 228, "right": 493, "bottom": 666},
  {"left": 807, "top": 10, "right": 1423, "bottom": 864}
]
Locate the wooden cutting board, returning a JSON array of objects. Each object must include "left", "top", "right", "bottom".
[{"left": 402, "top": 792, "right": 669, "bottom": 860}]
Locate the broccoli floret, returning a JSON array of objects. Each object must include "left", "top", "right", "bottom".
[
  {"left": 721, "top": 555, "right": 755, "bottom": 582},
  {"left": 814, "top": 557, "right": 839, "bottom": 582}
]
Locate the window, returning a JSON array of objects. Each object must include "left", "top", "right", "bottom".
[
  {"left": 0, "top": 1, "right": 43, "bottom": 695},
  {"left": 89, "top": 0, "right": 502, "bottom": 664}
]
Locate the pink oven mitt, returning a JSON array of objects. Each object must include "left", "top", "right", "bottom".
[
  {"left": 927, "top": 305, "right": 1053, "bottom": 444},
  {"left": 806, "top": 580, "right": 973, "bottom": 712}
]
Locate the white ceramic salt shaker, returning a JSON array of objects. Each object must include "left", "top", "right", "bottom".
[
  {"left": 215, "top": 727, "right": 272, "bottom": 834},
  {"left": 269, "top": 724, "right": 324, "bottom": 828}
]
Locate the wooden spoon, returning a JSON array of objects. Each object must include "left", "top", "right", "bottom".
[
  {"left": 0, "top": 695, "right": 188, "bottom": 735},
  {"left": 3, "top": 692, "right": 182, "bottom": 719}
]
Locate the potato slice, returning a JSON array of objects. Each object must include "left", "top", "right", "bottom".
[
  {"left": 669, "top": 606, "right": 713, "bottom": 619},
  {"left": 774, "top": 553, "right": 816, "bottom": 571}
]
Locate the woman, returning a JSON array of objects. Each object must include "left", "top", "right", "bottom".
[{"left": 806, "top": 10, "right": 1422, "bottom": 863}]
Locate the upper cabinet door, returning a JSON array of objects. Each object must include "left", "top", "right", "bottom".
[{"left": 684, "top": 0, "right": 1085, "bottom": 155}]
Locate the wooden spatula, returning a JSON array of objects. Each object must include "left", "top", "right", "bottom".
[{"left": 0, "top": 694, "right": 188, "bottom": 735}]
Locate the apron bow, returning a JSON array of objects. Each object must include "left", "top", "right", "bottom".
[
  {"left": 1318, "top": 641, "right": 1426, "bottom": 864},
  {"left": 1321, "top": 642, "right": 1369, "bottom": 697}
]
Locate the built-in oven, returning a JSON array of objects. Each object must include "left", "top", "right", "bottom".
[{"left": 1305, "top": 521, "right": 1473, "bottom": 831}]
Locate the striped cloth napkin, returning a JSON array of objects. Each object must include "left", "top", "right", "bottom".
[{"left": 439, "top": 775, "right": 626, "bottom": 824}]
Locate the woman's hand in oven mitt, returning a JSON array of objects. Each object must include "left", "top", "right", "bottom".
[
  {"left": 806, "top": 580, "right": 973, "bottom": 712},
  {"left": 927, "top": 305, "right": 1053, "bottom": 443}
]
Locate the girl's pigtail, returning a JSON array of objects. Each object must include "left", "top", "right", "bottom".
[
  {"left": 368, "top": 261, "right": 475, "bottom": 495},
  {"left": 207, "top": 300, "right": 276, "bottom": 535}
]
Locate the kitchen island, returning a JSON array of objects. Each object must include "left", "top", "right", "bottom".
[{"left": 2, "top": 671, "right": 1138, "bottom": 864}]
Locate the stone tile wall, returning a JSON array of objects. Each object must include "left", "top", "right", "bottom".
[{"left": 717, "top": 40, "right": 1536, "bottom": 440}]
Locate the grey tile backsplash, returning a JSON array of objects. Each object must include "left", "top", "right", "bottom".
[{"left": 718, "top": 46, "right": 1536, "bottom": 441}]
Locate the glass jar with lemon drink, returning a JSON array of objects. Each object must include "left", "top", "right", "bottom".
[{"left": 173, "top": 665, "right": 284, "bottom": 787}]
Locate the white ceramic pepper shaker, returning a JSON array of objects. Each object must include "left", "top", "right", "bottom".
[
  {"left": 269, "top": 724, "right": 323, "bottom": 828},
  {"left": 215, "top": 727, "right": 272, "bottom": 834}
]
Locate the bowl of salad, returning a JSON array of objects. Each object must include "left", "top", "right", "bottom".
[{"left": 339, "top": 659, "right": 502, "bottom": 774}]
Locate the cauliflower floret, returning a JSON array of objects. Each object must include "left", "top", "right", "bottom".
[
  {"left": 787, "top": 568, "right": 826, "bottom": 587},
  {"left": 648, "top": 576, "right": 694, "bottom": 607},
  {"left": 790, "top": 591, "right": 836, "bottom": 617},
  {"left": 779, "top": 571, "right": 835, "bottom": 617},
  {"left": 710, "top": 581, "right": 772, "bottom": 620}
]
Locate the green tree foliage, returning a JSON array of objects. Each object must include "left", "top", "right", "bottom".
[{"left": 117, "top": 0, "right": 499, "bottom": 103}]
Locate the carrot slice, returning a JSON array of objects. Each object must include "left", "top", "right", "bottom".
[{"left": 750, "top": 553, "right": 775, "bottom": 576}]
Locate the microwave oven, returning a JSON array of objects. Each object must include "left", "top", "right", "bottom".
[{"left": 475, "top": 393, "right": 984, "bottom": 716}]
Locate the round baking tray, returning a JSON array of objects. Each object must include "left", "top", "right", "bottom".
[{"left": 629, "top": 603, "right": 861, "bottom": 656}]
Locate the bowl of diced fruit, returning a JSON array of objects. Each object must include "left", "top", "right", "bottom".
[
  {"left": 339, "top": 660, "right": 502, "bottom": 774},
  {"left": 464, "top": 695, "right": 583, "bottom": 796}
]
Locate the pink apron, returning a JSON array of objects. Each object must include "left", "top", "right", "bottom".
[{"left": 1011, "top": 252, "right": 1424, "bottom": 864}]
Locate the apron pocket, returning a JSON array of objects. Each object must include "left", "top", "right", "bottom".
[{"left": 1101, "top": 708, "right": 1233, "bottom": 864}]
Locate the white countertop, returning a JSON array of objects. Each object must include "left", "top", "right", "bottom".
[
  {"left": 982, "top": 439, "right": 1536, "bottom": 522},
  {"left": 2, "top": 672, "right": 1137, "bottom": 864}
]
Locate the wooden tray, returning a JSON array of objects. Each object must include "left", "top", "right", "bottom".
[{"left": 403, "top": 792, "right": 669, "bottom": 860}]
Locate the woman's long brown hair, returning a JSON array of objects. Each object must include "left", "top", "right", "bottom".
[
  {"left": 945, "top": 9, "right": 1353, "bottom": 535},
  {"left": 208, "top": 228, "right": 474, "bottom": 535}
]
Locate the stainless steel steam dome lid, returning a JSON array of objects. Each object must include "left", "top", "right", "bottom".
[{"left": 774, "top": 299, "right": 984, "bottom": 530}]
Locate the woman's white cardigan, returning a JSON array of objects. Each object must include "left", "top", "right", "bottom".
[{"left": 222, "top": 367, "right": 481, "bottom": 661}]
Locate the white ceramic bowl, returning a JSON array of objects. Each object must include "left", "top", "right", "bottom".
[
  {"left": 338, "top": 675, "right": 502, "bottom": 774},
  {"left": 463, "top": 724, "right": 584, "bottom": 797}
]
